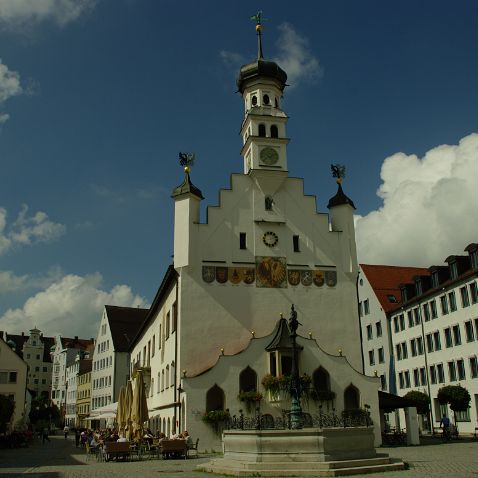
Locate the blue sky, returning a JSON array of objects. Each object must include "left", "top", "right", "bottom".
[{"left": 1, "top": 0, "right": 478, "bottom": 338}]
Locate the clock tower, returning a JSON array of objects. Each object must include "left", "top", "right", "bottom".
[{"left": 237, "top": 20, "right": 289, "bottom": 176}]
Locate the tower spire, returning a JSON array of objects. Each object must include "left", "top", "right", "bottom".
[{"left": 250, "top": 10, "right": 264, "bottom": 59}]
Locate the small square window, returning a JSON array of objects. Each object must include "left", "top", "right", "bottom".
[{"left": 239, "top": 233, "right": 247, "bottom": 250}]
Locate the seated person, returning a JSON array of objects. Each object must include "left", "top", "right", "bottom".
[
  {"left": 117, "top": 435, "right": 128, "bottom": 443},
  {"left": 182, "top": 430, "right": 193, "bottom": 448}
]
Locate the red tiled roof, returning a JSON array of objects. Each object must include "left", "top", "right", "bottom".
[{"left": 360, "top": 264, "right": 429, "bottom": 313}]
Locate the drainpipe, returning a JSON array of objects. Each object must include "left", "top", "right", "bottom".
[{"left": 174, "top": 277, "right": 179, "bottom": 432}]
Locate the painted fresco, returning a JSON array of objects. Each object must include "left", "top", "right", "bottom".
[
  {"left": 256, "top": 256, "right": 288, "bottom": 288},
  {"left": 202, "top": 262, "right": 336, "bottom": 288}
]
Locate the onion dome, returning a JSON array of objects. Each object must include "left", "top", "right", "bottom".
[{"left": 236, "top": 20, "right": 287, "bottom": 93}]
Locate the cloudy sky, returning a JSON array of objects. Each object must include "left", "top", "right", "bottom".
[{"left": 1, "top": 1, "right": 477, "bottom": 338}]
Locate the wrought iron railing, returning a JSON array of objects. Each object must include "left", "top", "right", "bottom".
[{"left": 226, "top": 409, "right": 373, "bottom": 431}]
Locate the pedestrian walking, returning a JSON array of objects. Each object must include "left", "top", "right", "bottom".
[
  {"left": 42, "top": 427, "right": 50, "bottom": 444},
  {"left": 63, "top": 425, "right": 69, "bottom": 439}
]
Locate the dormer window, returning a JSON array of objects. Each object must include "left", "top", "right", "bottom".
[
  {"left": 470, "top": 250, "right": 478, "bottom": 269},
  {"left": 450, "top": 261, "right": 458, "bottom": 280},
  {"left": 431, "top": 271, "right": 439, "bottom": 288},
  {"left": 401, "top": 286, "right": 408, "bottom": 303},
  {"left": 416, "top": 280, "right": 423, "bottom": 296}
]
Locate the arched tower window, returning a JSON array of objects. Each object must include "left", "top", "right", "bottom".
[
  {"left": 270, "top": 125, "right": 278, "bottom": 138},
  {"left": 206, "top": 384, "right": 225, "bottom": 412},
  {"left": 263, "top": 94, "right": 270, "bottom": 105},
  {"left": 258, "top": 124, "right": 266, "bottom": 137},
  {"left": 313, "top": 367, "right": 330, "bottom": 392},
  {"left": 265, "top": 196, "right": 274, "bottom": 211},
  {"left": 239, "top": 366, "right": 257, "bottom": 392},
  {"left": 275, "top": 97, "right": 279, "bottom": 108},
  {"left": 344, "top": 384, "right": 360, "bottom": 410}
]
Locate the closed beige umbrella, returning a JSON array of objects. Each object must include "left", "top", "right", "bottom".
[
  {"left": 125, "top": 379, "right": 134, "bottom": 441},
  {"left": 116, "top": 385, "right": 126, "bottom": 437},
  {"left": 132, "top": 371, "right": 149, "bottom": 441}
]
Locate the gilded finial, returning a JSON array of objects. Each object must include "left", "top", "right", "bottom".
[
  {"left": 338, "top": 348, "right": 343, "bottom": 356},
  {"left": 308, "top": 331, "right": 312, "bottom": 339},
  {"left": 220, "top": 347, "right": 225, "bottom": 355},
  {"left": 251, "top": 330, "right": 255, "bottom": 337},
  {"left": 331, "top": 164, "right": 346, "bottom": 185},
  {"left": 250, "top": 10, "right": 264, "bottom": 59}
]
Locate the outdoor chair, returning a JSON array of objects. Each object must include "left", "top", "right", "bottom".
[
  {"left": 85, "top": 442, "right": 101, "bottom": 462},
  {"left": 187, "top": 438, "right": 199, "bottom": 458}
]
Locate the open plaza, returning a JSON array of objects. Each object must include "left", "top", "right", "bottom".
[{"left": 0, "top": 434, "right": 477, "bottom": 478}]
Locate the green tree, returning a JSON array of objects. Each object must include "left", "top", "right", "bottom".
[
  {"left": 437, "top": 385, "right": 471, "bottom": 425},
  {"left": 403, "top": 390, "right": 430, "bottom": 415},
  {"left": 0, "top": 395, "right": 14, "bottom": 433},
  {"left": 29, "top": 396, "right": 60, "bottom": 427}
]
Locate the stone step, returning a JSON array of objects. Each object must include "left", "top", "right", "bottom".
[{"left": 198, "top": 459, "right": 405, "bottom": 477}]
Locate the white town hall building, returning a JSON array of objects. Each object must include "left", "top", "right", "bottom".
[{"left": 128, "top": 25, "right": 382, "bottom": 451}]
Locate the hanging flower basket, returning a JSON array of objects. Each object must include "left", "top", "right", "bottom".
[
  {"left": 237, "top": 390, "right": 263, "bottom": 413},
  {"left": 202, "top": 410, "right": 231, "bottom": 435}
]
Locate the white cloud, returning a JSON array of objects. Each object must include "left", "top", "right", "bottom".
[
  {"left": 0, "top": 0, "right": 96, "bottom": 27},
  {"left": 0, "top": 205, "right": 66, "bottom": 256},
  {"left": 0, "top": 267, "right": 63, "bottom": 293},
  {"left": 0, "top": 59, "right": 23, "bottom": 124},
  {"left": 219, "top": 50, "right": 246, "bottom": 70},
  {"left": 273, "top": 23, "right": 321, "bottom": 88},
  {"left": 355, "top": 132, "right": 478, "bottom": 266},
  {"left": 0, "top": 272, "right": 148, "bottom": 337}
]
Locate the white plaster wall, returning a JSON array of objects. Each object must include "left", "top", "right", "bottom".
[
  {"left": 357, "top": 267, "right": 391, "bottom": 390},
  {"left": 391, "top": 276, "right": 478, "bottom": 434},
  {"left": 182, "top": 331, "right": 381, "bottom": 452},
  {"left": 176, "top": 173, "right": 360, "bottom": 377}
]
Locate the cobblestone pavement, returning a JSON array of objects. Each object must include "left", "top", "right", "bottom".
[{"left": 0, "top": 435, "right": 477, "bottom": 477}]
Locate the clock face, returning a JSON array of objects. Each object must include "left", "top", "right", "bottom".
[
  {"left": 260, "top": 147, "right": 279, "bottom": 165},
  {"left": 262, "top": 231, "right": 278, "bottom": 247}
]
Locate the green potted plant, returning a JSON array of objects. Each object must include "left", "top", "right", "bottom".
[
  {"left": 237, "top": 390, "right": 263, "bottom": 412},
  {"left": 202, "top": 409, "right": 231, "bottom": 434}
]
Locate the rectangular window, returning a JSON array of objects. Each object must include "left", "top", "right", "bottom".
[
  {"left": 9, "top": 372, "right": 17, "bottom": 383},
  {"left": 444, "top": 328, "right": 453, "bottom": 348},
  {"left": 239, "top": 232, "right": 247, "bottom": 250},
  {"left": 378, "top": 347, "right": 385, "bottom": 363},
  {"left": 398, "top": 372, "right": 404, "bottom": 389},
  {"left": 448, "top": 291, "right": 457, "bottom": 312},
  {"left": 400, "top": 314, "right": 406, "bottom": 331},
  {"left": 470, "top": 357, "right": 478, "bottom": 378},
  {"left": 430, "top": 365, "right": 437, "bottom": 384},
  {"left": 433, "top": 331, "right": 441, "bottom": 351},
  {"left": 452, "top": 324, "right": 461, "bottom": 346},
  {"left": 396, "top": 344, "right": 402, "bottom": 361},
  {"left": 368, "top": 350, "right": 375, "bottom": 366},
  {"left": 380, "top": 374, "right": 387, "bottom": 390},
  {"left": 366, "top": 324, "right": 373, "bottom": 340},
  {"left": 437, "top": 363, "right": 445, "bottom": 383},
  {"left": 455, "top": 409, "right": 471, "bottom": 422},
  {"left": 376, "top": 321, "right": 382, "bottom": 337},
  {"left": 152, "top": 335, "right": 155, "bottom": 357},
  {"left": 413, "top": 369, "right": 420, "bottom": 387},
  {"left": 448, "top": 361, "right": 457, "bottom": 382},
  {"left": 401, "top": 342, "right": 408, "bottom": 359},
  {"left": 359, "top": 301, "right": 363, "bottom": 317},
  {"left": 440, "top": 295, "right": 449, "bottom": 315},
  {"left": 158, "top": 324, "right": 162, "bottom": 349},
  {"left": 172, "top": 301, "right": 178, "bottom": 333},
  {"left": 470, "top": 282, "right": 478, "bottom": 304},
  {"left": 166, "top": 312, "right": 170, "bottom": 339},
  {"left": 430, "top": 300, "right": 438, "bottom": 319},
  {"left": 465, "top": 321, "right": 475, "bottom": 342},
  {"left": 293, "top": 235, "right": 300, "bottom": 252},
  {"left": 364, "top": 299, "right": 370, "bottom": 315},
  {"left": 411, "top": 338, "right": 418, "bottom": 356},
  {"left": 423, "top": 303, "right": 430, "bottom": 322},
  {"left": 457, "top": 359, "right": 466, "bottom": 380},
  {"left": 420, "top": 367, "right": 427, "bottom": 385},
  {"left": 404, "top": 371, "right": 411, "bottom": 388},
  {"left": 460, "top": 286, "right": 470, "bottom": 307},
  {"left": 393, "top": 316, "right": 399, "bottom": 333},
  {"left": 417, "top": 337, "right": 424, "bottom": 355},
  {"left": 426, "top": 334, "right": 434, "bottom": 353},
  {"left": 413, "top": 308, "right": 421, "bottom": 325},
  {"left": 407, "top": 311, "right": 414, "bottom": 328}
]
